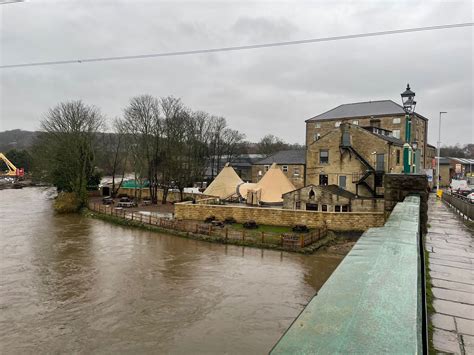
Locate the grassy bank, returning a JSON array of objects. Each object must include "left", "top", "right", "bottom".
[{"left": 84, "top": 208, "right": 336, "bottom": 254}]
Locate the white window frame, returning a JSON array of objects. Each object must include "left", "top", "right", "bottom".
[
  {"left": 264, "top": 165, "right": 270, "bottom": 171},
  {"left": 282, "top": 165, "right": 288, "bottom": 172},
  {"left": 335, "top": 121, "right": 342, "bottom": 127},
  {"left": 393, "top": 117, "right": 401, "bottom": 124},
  {"left": 393, "top": 129, "right": 401, "bottom": 139},
  {"left": 314, "top": 133, "right": 321, "bottom": 141},
  {"left": 352, "top": 120, "right": 359, "bottom": 125},
  {"left": 315, "top": 122, "right": 321, "bottom": 128}
]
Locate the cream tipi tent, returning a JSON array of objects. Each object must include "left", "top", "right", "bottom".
[
  {"left": 252, "top": 163, "right": 296, "bottom": 205},
  {"left": 203, "top": 163, "right": 243, "bottom": 199}
]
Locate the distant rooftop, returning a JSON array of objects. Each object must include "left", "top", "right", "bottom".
[
  {"left": 307, "top": 100, "right": 427, "bottom": 122},
  {"left": 255, "top": 149, "right": 306, "bottom": 165}
]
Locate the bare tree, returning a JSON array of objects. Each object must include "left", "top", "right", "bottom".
[
  {"left": 123, "top": 95, "right": 162, "bottom": 203},
  {"left": 33, "top": 100, "right": 104, "bottom": 205}
]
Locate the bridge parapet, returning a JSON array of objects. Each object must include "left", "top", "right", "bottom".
[{"left": 272, "top": 195, "right": 424, "bottom": 354}]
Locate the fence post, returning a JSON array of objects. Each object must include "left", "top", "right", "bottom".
[
  {"left": 261, "top": 231, "right": 264, "bottom": 244},
  {"left": 149, "top": 215, "right": 152, "bottom": 224},
  {"left": 195, "top": 224, "right": 198, "bottom": 233},
  {"left": 242, "top": 230, "right": 245, "bottom": 241},
  {"left": 131, "top": 212, "right": 134, "bottom": 221},
  {"left": 208, "top": 225, "right": 212, "bottom": 235},
  {"left": 300, "top": 234, "right": 304, "bottom": 248},
  {"left": 280, "top": 235, "right": 283, "bottom": 246}
]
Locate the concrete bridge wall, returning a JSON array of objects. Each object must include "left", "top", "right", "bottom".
[{"left": 272, "top": 195, "right": 424, "bottom": 354}]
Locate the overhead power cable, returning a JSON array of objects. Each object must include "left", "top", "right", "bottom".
[{"left": 1, "top": 22, "right": 472, "bottom": 69}]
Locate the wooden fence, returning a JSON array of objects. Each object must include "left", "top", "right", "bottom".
[{"left": 89, "top": 203, "right": 327, "bottom": 249}]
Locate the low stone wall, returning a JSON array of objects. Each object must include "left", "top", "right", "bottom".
[
  {"left": 352, "top": 198, "right": 384, "bottom": 212},
  {"left": 175, "top": 202, "right": 384, "bottom": 232}
]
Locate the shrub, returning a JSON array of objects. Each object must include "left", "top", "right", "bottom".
[
  {"left": 243, "top": 220, "right": 258, "bottom": 229},
  {"left": 204, "top": 216, "right": 216, "bottom": 223},
  {"left": 53, "top": 192, "right": 82, "bottom": 213},
  {"left": 224, "top": 217, "right": 237, "bottom": 224},
  {"left": 292, "top": 224, "right": 309, "bottom": 233}
]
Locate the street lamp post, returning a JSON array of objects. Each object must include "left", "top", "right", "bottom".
[
  {"left": 401, "top": 84, "right": 417, "bottom": 174},
  {"left": 412, "top": 141, "right": 418, "bottom": 173},
  {"left": 437, "top": 111, "right": 447, "bottom": 193}
]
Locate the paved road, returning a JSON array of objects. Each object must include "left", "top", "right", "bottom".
[{"left": 426, "top": 195, "right": 474, "bottom": 354}]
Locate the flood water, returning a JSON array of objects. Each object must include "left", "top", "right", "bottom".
[{"left": 0, "top": 188, "right": 345, "bottom": 354}]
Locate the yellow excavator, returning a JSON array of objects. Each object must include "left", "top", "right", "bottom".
[{"left": 0, "top": 152, "right": 24, "bottom": 178}]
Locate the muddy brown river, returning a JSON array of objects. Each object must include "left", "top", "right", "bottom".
[{"left": 0, "top": 188, "right": 345, "bottom": 354}]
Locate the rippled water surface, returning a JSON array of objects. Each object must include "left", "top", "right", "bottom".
[{"left": 0, "top": 188, "right": 344, "bottom": 354}]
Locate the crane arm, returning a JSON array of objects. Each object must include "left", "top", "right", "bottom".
[{"left": 0, "top": 153, "right": 18, "bottom": 175}]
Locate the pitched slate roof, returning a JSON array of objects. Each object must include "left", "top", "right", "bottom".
[
  {"left": 255, "top": 149, "right": 306, "bottom": 165},
  {"left": 306, "top": 100, "right": 427, "bottom": 122}
]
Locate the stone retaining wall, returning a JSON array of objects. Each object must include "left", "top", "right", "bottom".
[
  {"left": 175, "top": 202, "right": 384, "bottom": 232},
  {"left": 384, "top": 173, "right": 428, "bottom": 233}
]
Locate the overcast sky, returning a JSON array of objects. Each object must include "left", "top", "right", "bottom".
[{"left": 0, "top": 0, "right": 472, "bottom": 145}]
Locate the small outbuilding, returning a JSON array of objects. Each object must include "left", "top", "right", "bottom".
[{"left": 282, "top": 184, "right": 384, "bottom": 213}]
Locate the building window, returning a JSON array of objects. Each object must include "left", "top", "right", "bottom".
[
  {"left": 341, "top": 205, "right": 349, "bottom": 212},
  {"left": 296, "top": 201, "right": 301, "bottom": 209},
  {"left": 393, "top": 129, "right": 400, "bottom": 139},
  {"left": 352, "top": 120, "right": 359, "bottom": 125},
  {"left": 322, "top": 204, "right": 328, "bottom": 212},
  {"left": 339, "top": 175, "right": 347, "bottom": 189},
  {"left": 306, "top": 203, "right": 318, "bottom": 211},
  {"left": 293, "top": 168, "right": 300, "bottom": 176},
  {"left": 335, "top": 205, "right": 341, "bottom": 212},
  {"left": 335, "top": 121, "right": 342, "bottom": 127},
  {"left": 314, "top": 133, "right": 321, "bottom": 141},
  {"left": 282, "top": 165, "right": 288, "bottom": 172},
  {"left": 264, "top": 165, "right": 269, "bottom": 171},
  {"left": 315, "top": 122, "right": 321, "bottom": 128},
  {"left": 396, "top": 150, "right": 401, "bottom": 165},
  {"left": 393, "top": 117, "right": 401, "bottom": 124},
  {"left": 320, "top": 150, "right": 329, "bottom": 164},
  {"left": 319, "top": 174, "right": 328, "bottom": 186}
]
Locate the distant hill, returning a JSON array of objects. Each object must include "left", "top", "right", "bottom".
[{"left": 0, "top": 130, "right": 38, "bottom": 152}]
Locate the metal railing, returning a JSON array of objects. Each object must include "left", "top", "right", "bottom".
[{"left": 442, "top": 192, "right": 473, "bottom": 220}]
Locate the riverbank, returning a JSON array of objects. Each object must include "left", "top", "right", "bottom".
[{"left": 85, "top": 206, "right": 353, "bottom": 254}]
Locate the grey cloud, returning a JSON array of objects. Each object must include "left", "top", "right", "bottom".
[{"left": 0, "top": 0, "right": 472, "bottom": 145}]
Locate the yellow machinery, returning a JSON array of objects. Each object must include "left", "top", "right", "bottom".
[{"left": 0, "top": 152, "right": 24, "bottom": 177}]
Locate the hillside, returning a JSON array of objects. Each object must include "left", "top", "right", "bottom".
[{"left": 0, "top": 130, "right": 38, "bottom": 151}]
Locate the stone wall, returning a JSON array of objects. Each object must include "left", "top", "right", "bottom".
[
  {"left": 384, "top": 173, "right": 428, "bottom": 233},
  {"left": 306, "top": 114, "right": 428, "bottom": 168},
  {"left": 352, "top": 198, "right": 384, "bottom": 212},
  {"left": 306, "top": 123, "right": 403, "bottom": 196},
  {"left": 175, "top": 202, "right": 385, "bottom": 232}
]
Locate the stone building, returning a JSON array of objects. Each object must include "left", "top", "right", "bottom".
[
  {"left": 306, "top": 122, "right": 404, "bottom": 197},
  {"left": 282, "top": 184, "right": 383, "bottom": 212},
  {"left": 252, "top": 149, "right": 306, "bottom": 189},
  {"left": 305, "top": 100, "right": 430, "bottom": 169}
]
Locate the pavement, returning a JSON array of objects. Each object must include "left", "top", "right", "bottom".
[{"left": 426, "top": 195, "right": 474, "bottom": 354}]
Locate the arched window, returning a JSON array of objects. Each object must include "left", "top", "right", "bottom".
[{"left": 309, "top": 189, "right": 315, "bottom": 200}]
